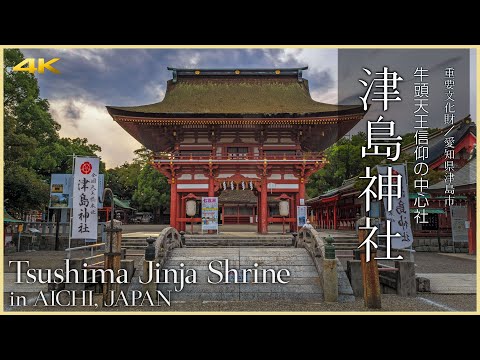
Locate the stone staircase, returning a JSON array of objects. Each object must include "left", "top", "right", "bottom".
[
  {"left": 184, "top": 234, "right": 292, "bottom": 247},
  {"left": 332, "top": 235, "right": 358, "bottom": 259},
  {"left": 157, "top": 247, "right": 325, "bottom": 301},
  {"left": 121, "top": 237, "right": 148, "bottom": 250}
]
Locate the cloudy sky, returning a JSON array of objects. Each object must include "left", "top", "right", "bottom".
[{"left": 21, "top": 48, "right": 475, "bottom": 168}]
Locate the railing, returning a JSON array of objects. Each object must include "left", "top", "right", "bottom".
[
  {"left": 65, "top": 242, "right": 106, "bottom": 260},
  {"left": 154, "top": 227, "right": 183, "bottom": 263},
  {"left": 153, "top": 153, "right": 325, "bottom": 162},
  {"left": 16, "top": 222, "right": 107, "bottom": 252},
  {"left": 296, "top": 228, "right": 351, "bottom": 302},
  {"left": 19, "top": 221, "right": 106, "bottom": 238},
  {"left": 297, "top": 228, "right": 328, "bottom": 259}
]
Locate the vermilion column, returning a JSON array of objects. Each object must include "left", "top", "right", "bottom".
[
  {"left": 260, "top": 176, "right": 268, "bottom": 234},
  {"left": 176, "top": 194, "right": 181, "bottom": 230},
  {"left": 326, "top": 205, "right": 330, "bottom": 229},
  {"left": 299, "top": 178, "right": 305, "bottom": 205},
  {"left": 333, "top": 203, "right": 337, "bottom": 230},
  {"left": 179, "top": 194, "right": 185, "bottom": 232},
  {"left": 208, "top": 177, "right": 215, "bottom": 233},
  {"left": 289, "top": 195, "right": 296, "bottom": 232},
  {"left": 208, "top": 177, "right": 215, "bottom": 197},
  {"left": 257, "top": 196, "right": 261, "bottom": 232},
  {"left": 170, "top": 179, "right": 177, "bottom": 228}
]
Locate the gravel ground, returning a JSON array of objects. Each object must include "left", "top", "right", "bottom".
[
  {"left": 3, "top": 249, "right": 476, "bottom": 313},
  {"left": 413, "top": 252, "right": 476, "bottom": 274},
  {"left": 4, "top": 293, "right": 476, "bottom": 312}
]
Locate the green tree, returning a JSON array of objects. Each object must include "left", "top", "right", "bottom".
[
  {"left": 306, "top": 132, "right": 384, "bottom": 198},
  {"left": 106, "top": 162, "right": 142, "bottom": 200},
  {"left": 306, "top": 131, "right": 444, "bottom": 198},
  {"left": 105, "top": 147, "right": 170, "bottom": 222},
  {"left": 4, "top": 49, "right": 103, "bottom": 216},
  {"left": 132, "top": 163, "right": 170, "bottom": 222}
]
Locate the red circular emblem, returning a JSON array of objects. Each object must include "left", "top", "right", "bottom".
[{"left": 80, "top": 162, "right": 92, "bottom": 174}]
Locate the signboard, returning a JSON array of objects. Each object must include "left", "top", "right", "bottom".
[
  {"left": 377, "top": 164, "right": 413, "bottom": 249},
  {"left": 72, "top": 157, "right": 100, "bottom": 239},
  {"left": 50, "top": 174, "right": 72, "bottom": 208},
  {"left": 297, "top": 206, "right": 307, "bottom": 227},
  {"left": 50, "top": 173, "right": 104, "bottom": 208},
  {"left": 370, "top": 200, "right": 381, "bottom": 218},
  {"left": 300, "top": 198, "right": 305, "bottom": 206},
  {"left": 201, "top": 197, "right": 219, "bottom": 231},
  {"left": 450, "top": 206, "right": 468, "bottom": 243}
]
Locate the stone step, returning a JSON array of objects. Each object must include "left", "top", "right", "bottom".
[
  {"left": 161, "top": 292, "right": 323, "bottom": 301},
  {"left": 158, "top": 284, "right": 323, "bottom": 294},
  {"left": 186, "top": 240, "right": 292, "bottom": 245}
]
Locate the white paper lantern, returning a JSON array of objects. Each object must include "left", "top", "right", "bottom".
[
  {"left": 279, "top": 200, "right": 289, "bottom": 217},
  {"left": 186, "top": 200, "right": 197, "bottom": 217}
]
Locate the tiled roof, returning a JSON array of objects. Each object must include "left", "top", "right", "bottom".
[
  {"left": 430, "top": 156, "right": 476, "bottom": 189},
  {"left": 107, "top": 68, "right": 363, "bottom": 117}
]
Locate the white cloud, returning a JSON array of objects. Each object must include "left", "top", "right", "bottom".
[
  {"left": 49, "top": 99, "right": 142, "bottom": 168},
  {"left": 144, "top": 82, "right": 166, "bottom": 103},
  {"left": 279, "top": 49, "right": 338, "bottom": 103}
]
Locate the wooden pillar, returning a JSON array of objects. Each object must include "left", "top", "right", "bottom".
[
  {"left": 358, "top": 222, "right": 381, "bottom": 309},
  {"left": 170, "top": 179, "right": 177, "bottom": 228},
  {"left": 260, "top": 176, "right": 268, "bottom": 234}
]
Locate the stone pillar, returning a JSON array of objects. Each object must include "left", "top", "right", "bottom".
[
  {"left": 323, "top": 259, "right": 338, "bottom": 302},
  {"left": 347, "top": 260, "right": 364, "bottom": 297},
  {"left": 170, "top": 179, "right": 177, "bottom": 228},
  {"left": 260, "top": 176, "right": 268, "bottom": 234},
  {"left": 103, "top": 220, "right": 122, "bottom": 306},
  {"left": 395, "top": 261, "right": 416, "bottom": 297},
  {"left": 143, "top": 237, "right": 157, "bottom": 301}
]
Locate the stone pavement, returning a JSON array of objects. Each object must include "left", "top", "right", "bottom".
[
  {"left": 156, "top": 247, "right": 326, "bottom": 301},
  {"left": 416, "top": 273, "right": 476, "bottom": 294}
]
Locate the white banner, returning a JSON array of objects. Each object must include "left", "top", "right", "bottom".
[
  {"left": 376, "top": 164, "right": 413, "bottom": 249},
  {"left": 297, "top": 206, "right": 307, "bottom": 227},
  {"left": 201, "top": 197, "right": 218, "bottom": 231},
  {"left": 450, "top": 206, "right": 468, "bottom": 243},
  {"left": 72, "top": 157, "right": 100, "bottom": 239}
]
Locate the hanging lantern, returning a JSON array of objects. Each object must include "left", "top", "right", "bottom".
[
  {"left": 279, "top": 200, "right": 289, "bottom": 217},
  {"left": 186, "top": 200, "right": 197, "bottom": 217}
]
